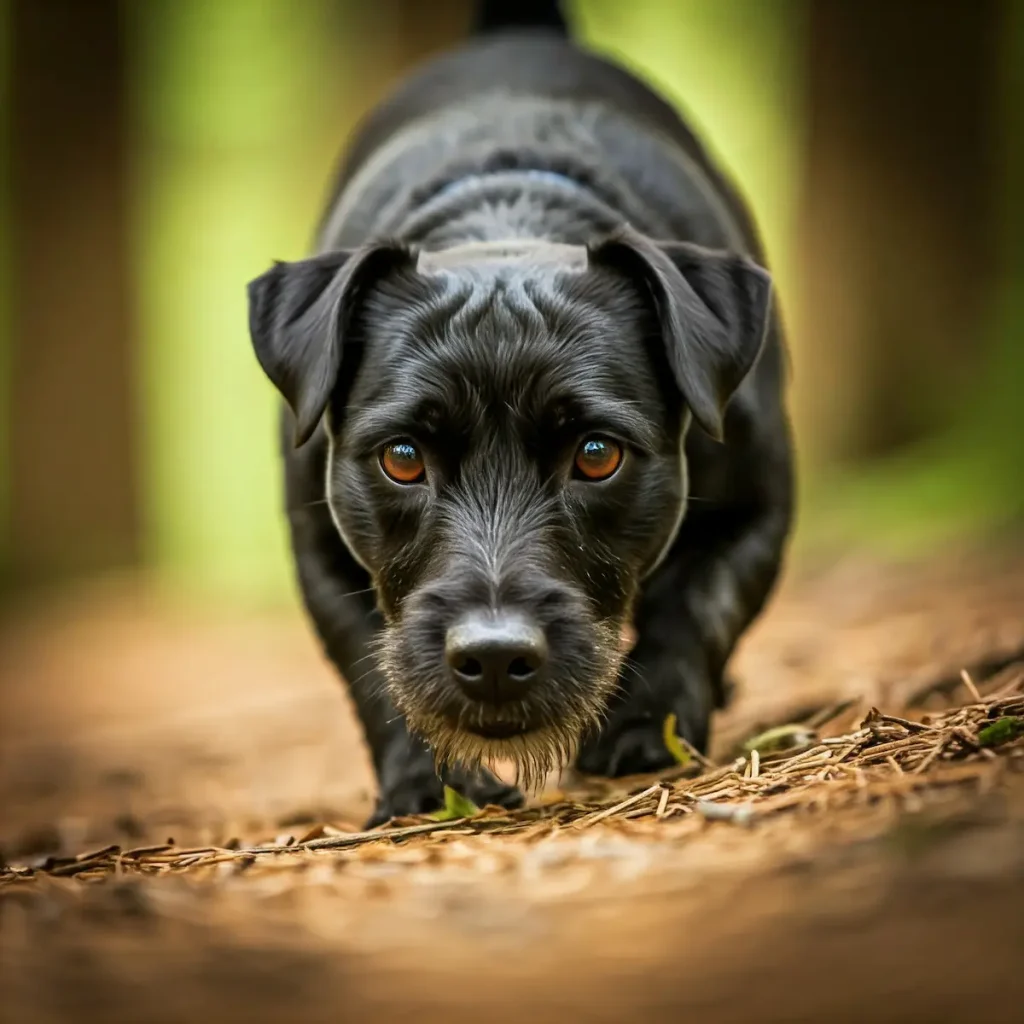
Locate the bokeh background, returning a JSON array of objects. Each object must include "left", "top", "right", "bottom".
[
  {"left": 0, "top": 0, "right": 1022, "bottom": 839},
  {"left": 4, "top": 0, "right": 1024, "bottom": 605}
]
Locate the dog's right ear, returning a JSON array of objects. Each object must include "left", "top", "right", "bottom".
[
  {"left": 590, "top": 226, "right": 772, "bottom": 442},
  {"left": 247, "top": 243, "right": 409, "bottom": 447}
]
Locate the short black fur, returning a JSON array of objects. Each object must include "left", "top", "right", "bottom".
[{"left": 247, "top": 0, "right": 794, "bottom": 825}]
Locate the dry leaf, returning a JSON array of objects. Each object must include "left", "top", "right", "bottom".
[{"left": 662, "top": 714, "right": 692, "bottom": 766}]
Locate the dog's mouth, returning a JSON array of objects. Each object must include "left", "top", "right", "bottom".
[
  {"left": 383, "top": 605, "right": 629, "bottom": 789},
  {"left": 405, "top": 711, "right": 590, "bottom": 792},
  {"left": 464, "top": 719, "right": 530, "bottom": 740}
]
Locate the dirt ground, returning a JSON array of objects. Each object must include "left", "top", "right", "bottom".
[{"left": 2, "top": 539, "right": 1023, "bottom": 1023}]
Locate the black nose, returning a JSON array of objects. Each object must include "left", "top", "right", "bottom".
[{"left": 445, "top": 611, "right": 547, "bottom": 704}]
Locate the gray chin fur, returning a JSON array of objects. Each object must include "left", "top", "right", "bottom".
[
  {"left": 381, "top": 621, "right": 624, "bottom": 793},
  {"left": 405, "top": 715, "right": 588, "bottom": 794}
]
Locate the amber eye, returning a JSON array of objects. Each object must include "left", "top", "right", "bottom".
[
  {"left": 381, "top": 440, "right": 426, "bottom": 484},
  {"left": 573, "top": 436, "right": 623, "bottom": 481}
]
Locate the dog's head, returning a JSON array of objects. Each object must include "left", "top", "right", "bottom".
[{"left": 248, "top": 228, "right": 771, "bottom": 786}]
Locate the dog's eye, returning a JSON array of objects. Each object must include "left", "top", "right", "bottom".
[
  {"left": 573, "top": 436, "right": 623, "bottom": 481},
  {"left": 381, "top": 440, "right": 426, "bottom": 484}
]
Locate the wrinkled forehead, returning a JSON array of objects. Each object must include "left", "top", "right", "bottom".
[{"left": 358, "top": 255, "right": 658, "bottom": 417}]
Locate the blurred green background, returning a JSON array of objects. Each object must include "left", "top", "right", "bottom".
[{"left": 1, "top": 0, "right": 1022, "bottom": 610}]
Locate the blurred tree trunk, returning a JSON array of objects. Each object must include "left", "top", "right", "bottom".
[
  {"left": 795, "top": 0, "right": 1001, "bottom": 470},
  {"left": 796, "top": 0, "right": 1023, "bottom": 553},
  {"left": 333, "top": 0, "right": 472, "bottom": 116},
  {"left": 390, "top": 0, "right": 472, "bottom": 60},
  {"left": 8, "top": 0, "right": 138, "bottom": 586},
  {"left": 0, "top": 0, "right": 9, "bottom": 587}
]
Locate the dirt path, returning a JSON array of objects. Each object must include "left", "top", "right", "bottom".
[{"left": 2, "top": 542, "right": 1023, "bottom": 1022}]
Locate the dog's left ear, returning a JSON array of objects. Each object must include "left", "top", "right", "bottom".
[
  {"left": 248, "top": 243, "right": 409, "bottom": 447},
  {"left": 591, "top": 227, "right": 772, "bottom": 441}
]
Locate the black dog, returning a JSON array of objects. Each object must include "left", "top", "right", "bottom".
[{"left": 248, "top": 1, "right": 794, "bottom": 825}]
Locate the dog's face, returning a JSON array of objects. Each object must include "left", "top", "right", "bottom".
[{"left": 248, "top": 230, "right": 771, "bottom": 786}]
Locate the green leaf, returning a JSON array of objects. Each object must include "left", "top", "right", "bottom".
[
  {"left": 742, "top": 724, "right": 816, "bottom": 756},
  {"left": 430, "top": 785, "right": 481, "bottom": 821},
  {"left": 978, "top": 716, "right": 1024, "bottom": 748},
  {"left": 663, "top": 713, "right": 692, "bottom": 766}
]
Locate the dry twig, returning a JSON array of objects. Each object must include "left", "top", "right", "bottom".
[{"left": 3, "top": 661, "right": 1021, "bottom": 887}]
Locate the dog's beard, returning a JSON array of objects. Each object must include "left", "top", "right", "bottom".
[
  {"left": 406, "top": 715, "right": 586, "bottom": 793},
  {"left": 379, "top": 618, "right": 624, "bottom": 793}
]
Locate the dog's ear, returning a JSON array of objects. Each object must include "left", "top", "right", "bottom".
[
  {"left": 591, "top": 227, "right": 772, "bottom": 441},
  {"left": 248, "top": 243, "right": 409, "bottom": 447}
]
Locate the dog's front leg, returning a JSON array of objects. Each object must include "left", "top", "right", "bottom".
[
  {"left": 576, "top": 497, "right": 791, "bottom": 777},
  {"left": 288, "top": 502, "right": 522, "bottom": 826}
]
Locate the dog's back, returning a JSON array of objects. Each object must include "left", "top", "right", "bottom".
[{"left": 320, "top": 9, "right": 766, "bottom": 265}]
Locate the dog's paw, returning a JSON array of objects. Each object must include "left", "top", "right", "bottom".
[
  {"left": 443, "top": 765, "right": 524, "bottom": 813},
  {"left": 365, "top": 765, "right": 523, "bottom": 828},
  {"left": 365, "top": 772, "right": 446, "bottom": 828},
  {"left": 575, "top": 720, "right": 679, "bottom": 778}
]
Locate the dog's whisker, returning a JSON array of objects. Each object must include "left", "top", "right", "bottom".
[{"left": 346, "top": 651, "right": 382, "bottom": 674}]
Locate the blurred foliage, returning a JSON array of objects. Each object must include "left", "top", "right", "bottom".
[
  {"left": 126, "top": 0, "right": 345, "bottom": 602},
  {"left": 2, "top": 0, "right": 1021, "bottom": 602}
]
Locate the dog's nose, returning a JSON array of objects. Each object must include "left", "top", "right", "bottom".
[{"left": 445, "top": 611, "right": 547, "bottom": 704}]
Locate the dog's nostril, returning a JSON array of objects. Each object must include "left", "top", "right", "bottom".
[
  {"left": 507, "top": 656, "right": 536, "bottom": 680},
  {"left": 445, "top": 610, "right": 547, "bottom": 704},
  {"left": 453, "top": 656, "right": 483, "bottom": 681}
]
